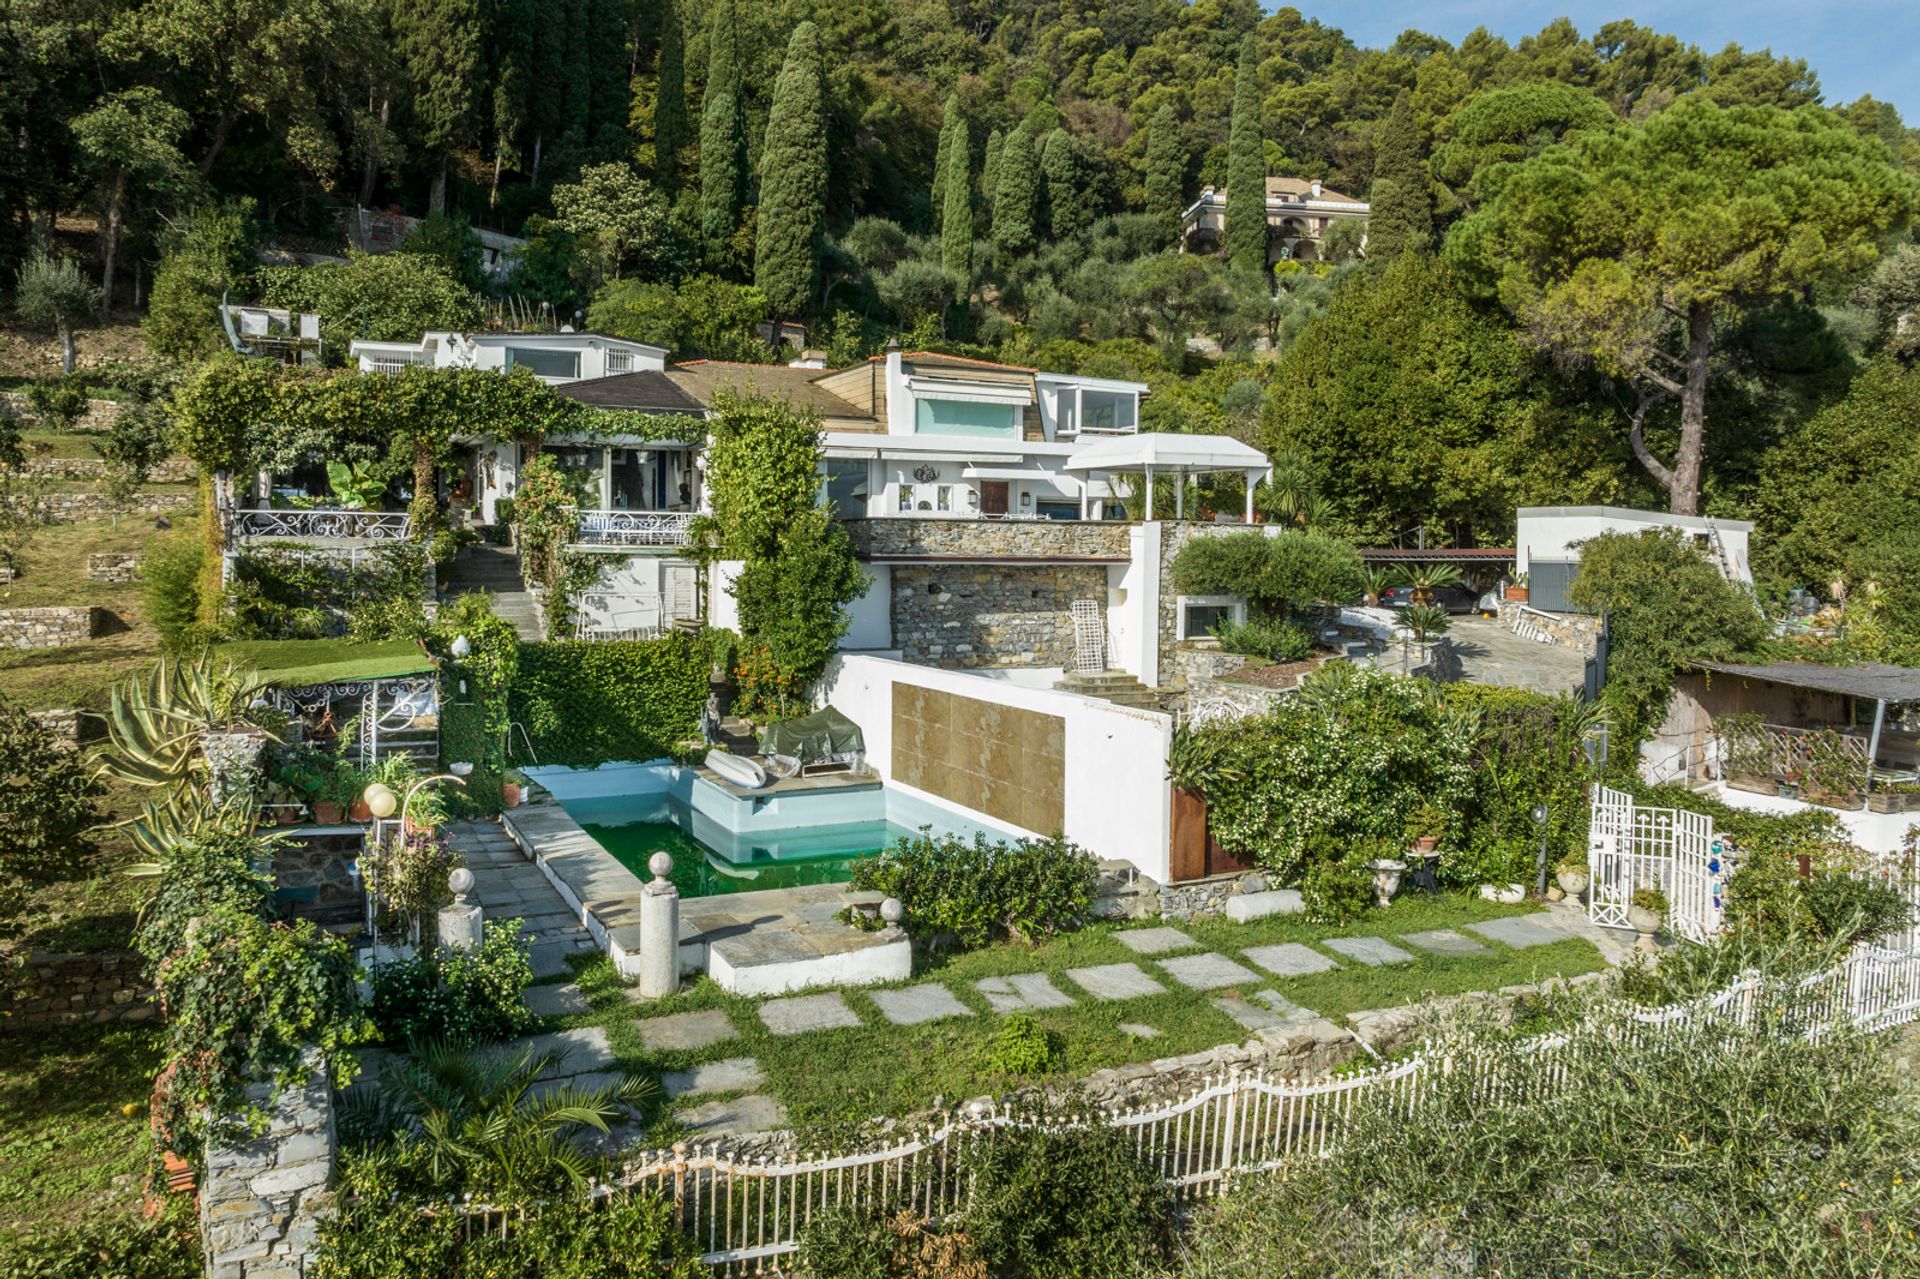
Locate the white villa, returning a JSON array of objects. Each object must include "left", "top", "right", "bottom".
[
  {"left": 1515, "top": 506, "right": 1754, "bottom": 613},
  {"left": 351, "top": 329, "right": 669, "bottom": 381},
  {"left": 1180, "top": 177, "right": 1370, "bottom": 265}
]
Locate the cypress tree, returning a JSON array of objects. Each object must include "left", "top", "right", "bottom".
[
  {"left": 982, "top": 128, "right": 1004, "bottom": 205},
  {"left": 697, "top": 0, "right": 748, "bottom": 267},
  {"left": 1225, "top": 36, "right": 1267, "bottom": 275},
  {"left": 992, "top": 125, "right": 1037, "bottom": 257},
  {"left": 484, "top": 0, "right": 535, "bottom": 204},
  {"left": 755, "top": 21, "right": 828, "bottom": 319},
  {"left": 583, "top": 0, "right": 631, "bottom": 160},
  {"left": 932, "top": 92, "right": 965, "bottom": 230},
  {"left": 1042, "top": 128, "right": 1090, "bottom": 240},
  {"left": 1366, "top": 89, "right": 1433, "bottom": 259},
  {"left": 941, "top": 127, "right": 972, "bottom": 280},
  {"left": 1144, "top": 103, "right": 1184, "bottom": 245},
  {"left": 394, "top": 0, "right": 484, "bottom": 211},
  {"left": 653, "top": 0, "right": 688, "bottom": 194}
]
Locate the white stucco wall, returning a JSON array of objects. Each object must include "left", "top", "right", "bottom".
[
  {"left": 707, "top": 559, "right": 745, "bottom": 633},
  {"left": 819, "top": 654, "right": 1174, "bottom": 881},
  {"left": 1516, "top": 506, "right": 1753, "bottom": 584}
]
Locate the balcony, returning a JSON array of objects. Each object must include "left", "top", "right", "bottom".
[
  {"left": 572, "top": 510, "right": 696, "bottom": 547},
  {"left": 232, "top": 508, "right": 413, "bottom": 542}
]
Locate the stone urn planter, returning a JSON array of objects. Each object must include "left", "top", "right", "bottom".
[
  {"left": 1367, "top": 858, "right": 1408, "bottom": 908},
  {"left": 1627, "top": 898, "right": 1665, "bottom": 951},
  {"left": 1556, "top": 867, "right": 1589, "bottom": 902}
]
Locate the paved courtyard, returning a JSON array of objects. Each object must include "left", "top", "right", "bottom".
[{"left": 1443, "top": 616, "right": 1589, "bottom": 694}]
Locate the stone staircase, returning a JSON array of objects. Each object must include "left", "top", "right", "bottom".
[
  {"left": 443, "top": 543, "right": 542, "bottom": 640},
  {"left": 1054, "top": 669, "right": 1162, "bottom": 711}
]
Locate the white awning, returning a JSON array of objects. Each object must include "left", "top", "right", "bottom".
[
  {"left": 904, "top": 376, "right": 1033, "bottom": 406},
  {"left": 1064, "top": 433, "right": 1271, "bottom": 475}
]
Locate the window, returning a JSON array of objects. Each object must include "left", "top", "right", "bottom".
[
  {"left": 505, "top": 347, "right": 581, "bottom": 379},
  {"left": 1079, "top": 389, "right": 1136, "bottom": 433},
  {"left": 1036, "top": 500, "right": 1079, "bottom": 521},
  {"left": 914, "top": 397, "right": 1019, "bottom": 437},
  {"left": 1176, "top": 595, "right": 1246, "bottom": 641},
  {"left": 608, "top": 350, "right": 633, "bottom": 373},
  {"left": 823, "top": 459, "right": 870, "bottom": 519},
  {"left": 936, "top": 485, "right": 952, "bottom": 512},
  {"left": 897, "top": 483, "right": 914, "bottom": 512}
]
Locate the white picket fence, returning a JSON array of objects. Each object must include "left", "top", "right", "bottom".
[{"left": 444, "top": 943, "right": 1920, "bottom": 1272}]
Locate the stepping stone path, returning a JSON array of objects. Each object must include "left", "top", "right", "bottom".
[
  {"left": 663, "top": 1057, "right": 765, "bottom": 1099},
  {"left": 1251, "top": 990, "right": 1319, "bottom": 1022},
  {"left": 528, "top": 938, "right": 593, "bottom": 980},
  {"left": 870, "top": 984, "right": 972, "bottom": 1026},
  {"left": 680, "top": 1094, "right": 789, "bottom": 1136},
  {"left": 522, "top": 983, "right": 591, "bottom": 1018},
  {"left": 1159, "top": 952, "right": 1261, "bottom": 991},
  {"left": 1242, "top": 943, "right": 1338, "bottom": 978},
  {"left": 506, "top": 1026, "right": 614, "bottom": 1075},
  {"left": 975, "top": 973, "right": 1075, "bottom": 1013},
  {"left": 637, "top": 1009, "right": 739, "bottom": 1053},
  {"left": 1065, "top": 963, "right": 1165, "bottom": 1002},
  {"left": 1120, "top": 1023, "right": 1162, "bottom": 1040},
  {"left": 1115, "top": 926, "right": 1200, "bottom": 955},
  {"left": 759, "top": 992, "right": 862, "bottom": 1036},
  {"left": 1400, "top": 929, "right": 1489, "bottom": 957},
  {"left": 1322, "top": 936, "right": 1414, "bottom": 966},
  {"left": 1212, "top": 994, "right": 1287, "bottom": 1031},
  {"left": 1466, "top": 913, "right": 1568, "bottom": 949}
]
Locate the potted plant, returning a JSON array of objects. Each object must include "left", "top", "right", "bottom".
[
  {"left": 1504, "top": 572, "right": 1529, "bottom": 603},
  {"left": 1555, "top": 854, "right": 1589, "bottom": 902},
  {"left": 1866, "top": 782, "right": 1920, "bottom": 814},
  {"left": 263, "top": 779, "right": 305, "bottom": 825},
  {"left": 1406, "top": 802, "right": 1446, "bottom": 854},
  {"left": 312, "top": 759, "right": 361, "bottom": 826},
  {"left": 502, "top": 768, "right": 526, "bottom": 809},
  {"left": 1627, "top": 887, "right": 1666, "bottom": 950},
  {"left": 1777, "top": 769, "right": 1803, "bottom": 801}
]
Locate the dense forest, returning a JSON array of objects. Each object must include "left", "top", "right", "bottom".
[{"left": 5, "top": 0, "right": 1920, "bottom": 648}]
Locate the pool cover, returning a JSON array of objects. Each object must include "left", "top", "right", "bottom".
[{"left": 760, "top": 706, "right": 865, "bottom": 769}]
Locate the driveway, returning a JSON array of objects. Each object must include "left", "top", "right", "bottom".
[{"left": 1441, "top": 616, "right": 1590, "bottom": 695}]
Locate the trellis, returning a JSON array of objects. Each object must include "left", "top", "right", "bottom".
[{"left": 1588, "top": 783, "right": 1726, "bottom": 941}]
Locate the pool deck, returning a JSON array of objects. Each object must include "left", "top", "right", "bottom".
[{"left": 689, "top": 765, "right": 882, "bottom": 802}]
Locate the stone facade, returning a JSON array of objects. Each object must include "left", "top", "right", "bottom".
[
  {"left": 272, "top": 831, "right": 368, "bottom": 926},
  {"left": 1498, "top": 600, "right": 1603, "bottom": 656},
  {"left": 1155, "top": 522, "right": 1258, "bottom": 686},
  {"left": 88, "top": 552, "right": 140, "bottom": 582},
  {"left": 45, "top": 488, "right": 198, "bottom": 523},
  {"left": 0, "top": 605, "right": 103, "bottom": 650},
  {"left": 845, "top": 517, "right": 1132, "bottom": 561},
  {"left": 1, "top": 948, "right": 155, "bottom": 1027},
  {"left": 891, "top": 564, "right": 1107, "bottom": 668},
  {"left": 200, "top": 1051, "right": 338, "bottom": 1279},
  {"left": 203, "top": 729, "right": 270, "bottom": 808}
]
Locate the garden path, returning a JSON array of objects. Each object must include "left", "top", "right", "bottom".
[{"left": 447, "top": 820, "right": 597, "bottom": 978}]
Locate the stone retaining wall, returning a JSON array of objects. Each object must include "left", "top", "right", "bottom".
[
  {"left": 845, "top": 517, "right": 1132, "bottom": 561},
  {"left": 200, "top": 1052, "right": 337, "bottom": 1279},
  {"left": 28, "top": 707, "right": 83, "bottom": 749},
  {"left": 88, "top": 552, "right": 139, "bottom": 582},
  {"left": 891, "top": 564, "right": 1106, "bottom": 667},
  {"left": 0, "top": 605, "right": 103, "bottom": 649},
  {"left": 0, "top": 391, "right": 124, "bottom": 432},
  {"left": 1158, "top": 870, "right": 1265, "bottom": 921},
  {"left": 24, "top": 456, "right": 197, "bottom": 482},
  {"left": 1498, "top": 600, "right": 1602, "bottom": 656},
  {"left": 1, "top": 948, "right": 155, "bottom": 1027},
  {"left": 273, "top": 831, "right": 367, "bottom": 926},
  {"left": 46, "top": 488, "right": 198, "bottom": 523}
]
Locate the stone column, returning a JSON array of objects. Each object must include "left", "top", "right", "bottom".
[
  {"left": 436, "top": 867, "right": 484, "bottom": 951},
  {"left": 638, "top": 852, "right": 680, "bottom": 999}
]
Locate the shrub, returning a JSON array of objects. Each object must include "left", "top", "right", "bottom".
[
  {"left": 256, "top": 252, "right": 484, "bottom": 368},
  {"left": 0, "top": 697, "right": 107, "bottom": 904},
  {"left": 849, "top": 831, "right": 1097, "bottom": 950},
  {"left": 959, "top": 1123, "right": 1176, "bottom": 1279},
  {"left": 1170, "top": 530, "right": 1364, "bottom": 619},
  {"left": 132, "top": 831, "right": 274, "bottom": 966},
  {"left": 1725, "top": 853, "right": 1911, "bottom": 949},
  {"left": 362, "top": 829, "right": 457, "bottom": 938},
  {"left": 368, "top": 920, "right": 536, "bottom": 1046},
  {"left": 1299, "top": 845, "right": 1373, "bottom": 923},
  {"left": 729, "top": 509, "right": 870, "bottom": 717},
  {"left": 794, "top": 1204, "right": 984, "bottom": 1279},
  {"left": 143, "top": 203, "right": 254, "bottom": 363},
  {"left": 509, "top": 633, "right": 730, "bottom": 767},
  {"left": 140, "top": 536, "right": 207, "bottom": 651},
  {"left": 985, "top": 1013, "right": 1061, "bottom": 1075},
  {"left": 1211, "top": 616, "right": 1312, "bottom": 663},
  {"left": 0, "top": 1203, "right": 200, "bottom": 1278}
]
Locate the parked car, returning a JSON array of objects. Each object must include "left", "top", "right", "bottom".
[{"left": 1379, "top": 584, "right": 1484, "bottom": 614}]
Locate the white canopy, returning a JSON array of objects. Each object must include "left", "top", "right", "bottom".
[{"left": 1063, "top": 433, "right": 1271, "bottom": 521}]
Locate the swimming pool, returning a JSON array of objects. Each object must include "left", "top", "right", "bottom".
[{"left": 532, "top": 762, "right": 1024, "bottom": 898}]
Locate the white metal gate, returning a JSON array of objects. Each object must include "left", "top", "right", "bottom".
[
  {"left": 1071, "top": 598, "right": 1106, "bottom": 673},
  {"left": 1588, "top": 784, "right": 1725, "bottom": 941}
]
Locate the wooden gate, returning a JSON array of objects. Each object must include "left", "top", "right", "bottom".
[{"left": 1170, "top": 787, "right": 1256, "bottom": 882}]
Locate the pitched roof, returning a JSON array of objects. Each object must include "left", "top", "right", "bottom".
[
  {"left": 665, "top": 361, "right": 872, "bottom": 422},
  {"left": 553, "top": 371, "right": 706, "bottom": 414}
]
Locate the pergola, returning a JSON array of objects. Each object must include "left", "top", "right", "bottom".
[{"left": 1064, "top": 434, "right": 1273, "bottom": 522}]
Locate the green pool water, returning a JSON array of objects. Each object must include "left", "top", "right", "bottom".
[{"left": 577, "top": 805, "right": 917, "bottom": 897}]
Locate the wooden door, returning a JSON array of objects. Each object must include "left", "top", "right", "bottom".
[
  {"left": 1170, "top": 787, "right": 1208, "bottom": 881},
  {"left": 980, "top": 481, "right": 1009, "bottom": 516}
]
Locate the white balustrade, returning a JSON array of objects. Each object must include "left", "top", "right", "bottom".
[
  {"left": 574, "top": 510, "right": 696, "bottom": 546},
  {"left": 232, "top": 508, "right": 413, "bottom": 541}
]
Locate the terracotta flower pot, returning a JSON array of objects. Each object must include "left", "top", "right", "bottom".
[
  {"left": 349, "top": 798, "right": 373, "bottom": 822},
  {"left": 1413, "top": 835, "right": 1440, "bottom": 853},
  {"left": 1504, "top": 586, "right": 1529, "bottom": 601},
  {"left": 502, "top": 781, "right": 522, "bottom": 809},
  {"left": 312, "top": 801, "right": 345, "bottom": 825}
]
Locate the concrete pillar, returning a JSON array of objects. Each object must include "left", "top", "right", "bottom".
[
  {"left": 639, "top": 852, "right": 681, "bottom": 999},
  {"left": 437, "top": 867, "right": 484, "bottom": 951}
]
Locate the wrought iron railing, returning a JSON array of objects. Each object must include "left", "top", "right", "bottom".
[
  {"left": 232, "top": 508, "right": 413, "bottom": 541},
  {"left": 573, "top": 510, "right": 696, "bottom": 546}
]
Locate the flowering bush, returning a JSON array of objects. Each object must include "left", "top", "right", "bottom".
[
  {"left": 368, "top": 919, "right": 536, "bottom": 1046},
  {"left": 365, "top": 829, "right": 458, "bottom": 941}
]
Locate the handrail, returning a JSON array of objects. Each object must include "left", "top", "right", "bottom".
[
  {"left": 573, "top": 510, "right": 695, "bottom": 546},
  {"left": 232, "top": 508, "right": 413, "bottom": 541}
]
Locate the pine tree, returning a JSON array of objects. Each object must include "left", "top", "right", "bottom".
[
  {"left": 931, "top": 92, "right": 965, "bottom": 231},
  {"left": 698, "top": 0, "right": 748, "bottom": 268},
  {"left": 755, "top": 21, "right": 828, "bottom": 319},
  {"left": 992, "top": 125, "right": 1037, "bottom": 257},
  {"left": 1144, "top": 103, "right": 1184, "bottom": 245},
  {"left": 941, "top": 127, "right": 972, "bottom": 280},
  {"left": 653, "top": 0, "right": 688, "bottom": 194},
  {"left": 1041, "top": 128, "right": 1090, "bottom": 240},
  {"left": 982, "top": 128, "right": 1004, "bottom": 205},
  {"left": 1225, "top": 36, "right": 1267, "bottom": 276},
  {"left": 1366, "top": 90, "right": 1433, "bottom": 259}
]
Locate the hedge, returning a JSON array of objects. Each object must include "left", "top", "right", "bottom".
[{"left": 508, "top": 633, "right": 730, "bottom": 767}]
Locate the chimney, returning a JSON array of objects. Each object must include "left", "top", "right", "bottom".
[
  {"left": 1309, "top": 180, "right": 1322, "bottom": 199},
  {"left": 788, "top": 348, "right": 829, "bottom": 370},
  {"left": 883, "top": 339, "right": 909, "bottom": 435}
]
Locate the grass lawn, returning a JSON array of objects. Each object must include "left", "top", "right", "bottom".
[
  {"left": 214, "top": 637, "right": 435, "bottom": 686},
  {"left": 0, "top": 1022, "right": 160, "bottom": 1241},
  {"left": 549, "top": 894, "right": 1606, "bottom": 1138}
]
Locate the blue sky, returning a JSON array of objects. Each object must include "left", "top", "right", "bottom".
[{"left": 1306, "top": 2, "right": 1920, "bottom": 121}]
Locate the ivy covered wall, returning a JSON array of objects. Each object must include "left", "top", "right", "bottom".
[{"left": 508, "top": 632, "right": 734, "bottom": 767}]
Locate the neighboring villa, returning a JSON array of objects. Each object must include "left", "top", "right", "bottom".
[
  {"left": 1180, "top": 177, "right": 1370, "bottom": 265},
  {"left": 1515, "top": 506, "right": 1754, "bottom": 612}
]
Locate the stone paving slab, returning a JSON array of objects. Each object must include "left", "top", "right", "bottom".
[
  {"left": 1399, "top": 928, "right": 1489, "bottom": 956},
  {"left": 1466, "top": 913, "right": 1569, "bottom": 950},
  {"left": 1119, "top": 1022, "right": 1162, "bottom": 1039},
  {"left": 679, "top": 1094, "right": 789, "bottom": 1136},
  {"left": 1251, "top": 989, "right": 1317, "bottom": 1019},
  {"left": 636, "top": 1008, "right": 739, "bottom": 1053},
  {"left": 662, "top": 1057, "right": 765, "bottom": 1099},
  {"left": 1158, "top": 952, "right": 1261, "bottom": 990},
  {"left": 1064, "top": 962, "right": 1166, "bottom": 1001},
  {"left": 759, "top": 991, "right": 863, "bottom": 1036},
  {"left": 870, "top": 984, "right": 972, "bottom": 1026},
  {"left": 1114, "top": 926, "right": 1200, "bottom": 955},
  {"left": 1322, "top": 936, "right": 1414, "bottom": 966},
  {"left": 503, "top": 1026, "right": 613, "bottom": 1075},
  {"left": 974, "top": 973, "right": 1076, "bottom": 1012},
  {"left": 523, "top": 983, "right": 591, "bottom": 1018},
  {"left": 1242, "top": 942, "right": 1338, "bottom": 977},
  {"left": 1212, "top": 994, "right": 1286, "bottom": 1031},
  {"left": 528, "top": 940, "right": 586, "bottom": 979}
]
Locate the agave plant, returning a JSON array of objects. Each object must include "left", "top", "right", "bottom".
[
  {"left": 94, "top": 656, "right": 274, "bottom": 791},
  {"left": 122, "top": 784, "right": 263, "bottom": 867}
]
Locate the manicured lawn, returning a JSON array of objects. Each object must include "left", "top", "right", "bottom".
[
  {"left": 214, "top": 637, "right": 435, "bottom": 686},
  {"left": 0, "top": 1023, "right": 161, "bottom": 1240},
  {"left": 551, "top": 894, "right": 1607, "bottom": 1138}
]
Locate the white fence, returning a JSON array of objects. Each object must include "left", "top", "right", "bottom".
[
  {"left": 574, "top": 510, "right": 696, "bottom": 547},
  {"left": 1588, "top": 783, "right": 1726, "bottom": 940},
  {"left": 232, "top": 507, "right": 413, "bottom": 541}
]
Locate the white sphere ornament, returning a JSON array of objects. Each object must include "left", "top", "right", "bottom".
[
  {"left": 648, "top": 851, "right": 674, "bottom": 881},
  {"left": 450, "top": 634, "right": 473, "bottom": 658},
  {"left": 448, "top": 867, "right": 475, "bottom": 900},
  {"left": 880, "top": 897, "right": 904, "bottom": 926},
  {"left": 363, "top": 782, "right": 398, "bottom": 819}
]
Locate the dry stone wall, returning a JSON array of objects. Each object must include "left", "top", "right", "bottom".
[
  {"left": 23, "top": 456, "right": 196, "bottom": 482},
  {"left": 844, "top": 517, "right": 1132, "bottom": 561},
  {"left": 0, "top": 605, "right": 102, "bottom": 649},
  {"left": 891, "top": 564, "right": 1106, "bottom": 667},
  {"left": 1, "top": 948, "right": 155, "bottom": 1027},
  {"left": 200, "top": 1052, "right": 337, "bottom": 1279},
  {"left": 88, "top": 552, "right": 139, "bottom": 582},
  {"left": 45, "top": 488, "right": 198, "bottom": 522}
]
